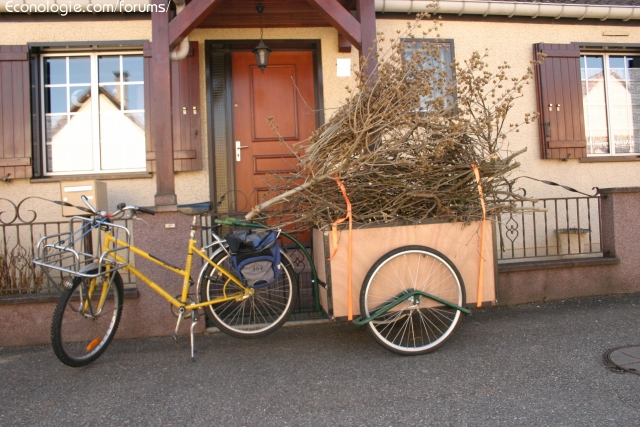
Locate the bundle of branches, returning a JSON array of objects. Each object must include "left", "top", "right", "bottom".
[{"left": 246, "top": 15, "right": 538, "bottom": 229}]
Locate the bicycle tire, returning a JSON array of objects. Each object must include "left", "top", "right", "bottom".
[
  {"left": 51, "top": 268, "right": 123, "bottom": 367},
  {"left": 359, "top": 245, "right": 466, "bottom": 356},
  {"left": 199, "top": 249, "right": 297, "bottom": 339}
]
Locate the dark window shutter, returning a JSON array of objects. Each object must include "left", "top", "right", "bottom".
[
  {"left": 144, "top": 41, "right": 202, "bottom": 173},
  {"left": 534, "top": 43, "right": 587, "bottom": 160},
  {"left": 171, "top": 41, "right": 202, "bottom": 172},
  {"left": 0, "top": 45, "right": 32, "bottom": 179}
]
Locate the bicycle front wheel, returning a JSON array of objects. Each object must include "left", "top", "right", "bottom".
[
  {"left": 51, "top": 269, "right": 123, "bottom": 367},
  {"left": 200, "top": 250, "right": 297, "bottom": 339},
  {"left": 360, "top": 246, "right": 466, "bottom": 356}
]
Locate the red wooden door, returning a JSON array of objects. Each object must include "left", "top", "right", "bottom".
[{"left": 231, "top": 51, "right": 316, "bottom": 212}]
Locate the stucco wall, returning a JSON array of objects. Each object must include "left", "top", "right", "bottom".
[
  {"left": 0, "top": 19, "right": 358, "bottom": 220},
  {"left": 377, "top": 16, "right": 640, "bottom": 199},
  {"left": 2, "top": 16, "right": 640, "bottom": 214}
]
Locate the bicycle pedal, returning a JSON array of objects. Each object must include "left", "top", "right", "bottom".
[{"left": 171, "top": 332, "right": 178, "bottom": 342}]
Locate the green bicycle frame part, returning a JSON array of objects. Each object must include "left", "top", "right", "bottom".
[
  {"left": 214, "top": 217, "right": 323, "bottom": 313},
  {"left": 353, "top": 289, "right": 471, "bottom": 327}
]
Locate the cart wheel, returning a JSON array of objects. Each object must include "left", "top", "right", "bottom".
[{"left": 359, "top": 245, "right": 466, "bottom": 356}]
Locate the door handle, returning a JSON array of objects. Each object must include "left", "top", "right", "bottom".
[{"left": 235, "top": 141, "right": 249, "bottom": 162}]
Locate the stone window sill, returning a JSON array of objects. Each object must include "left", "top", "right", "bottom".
[
  {"left": 580, "top": 155, "right": 640, "bottom": 163},
  {"left": 31, "top": 172, "right": 152, "bottom": 183}
]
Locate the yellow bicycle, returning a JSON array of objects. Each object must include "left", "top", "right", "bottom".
[{"left": 34, "top": 196, "right": 297, "bottom": 367}]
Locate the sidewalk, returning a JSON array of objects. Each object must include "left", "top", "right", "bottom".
[{"left": 1, "top": 293, "right": 639, "bottom": 426}]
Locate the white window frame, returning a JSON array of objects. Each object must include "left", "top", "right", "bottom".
[
  {"left": 40, "top": 50, "right": 146, "bottom": 175},
  {"left": 582, "top": 51, "right": 640, "bottom": 157}
]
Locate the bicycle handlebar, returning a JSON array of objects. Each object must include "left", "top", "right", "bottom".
[
  {"left": 80, "top": 196, "right": 156, "bottom": 219},
  {"left": 136, "top": 206, "right": 156, "bottom": 216}
]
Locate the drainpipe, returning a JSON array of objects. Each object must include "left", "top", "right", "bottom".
[
  {"left": 376, "top": 0, "right": 640, "bottom": 21},
  {"left": 170, "top": 0, "right": 190, "bottom": 61}
]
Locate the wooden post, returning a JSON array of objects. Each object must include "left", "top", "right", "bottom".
[
  {"left": 151, "top": 0, "right": 177, "bottom": 206},
  {"left": 357, "top": 0, "right": 377, "bottom": 80}
]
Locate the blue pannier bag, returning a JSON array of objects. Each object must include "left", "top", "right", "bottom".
[{"left": 225, "top": 229, "right": 281, "bottom": 288}]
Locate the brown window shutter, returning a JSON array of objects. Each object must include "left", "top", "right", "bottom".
[
  {"left": 534, "top": 43, "right": 587, "bottom": 160},
  {"left": 0, "top": 45, "right": 32, "bottom": 179},
  {"left": 144, "top": 41, "right": 202, "bottom": 173},
  {"left": 171, "top": 41, "right": 202, "bottom": 172}
]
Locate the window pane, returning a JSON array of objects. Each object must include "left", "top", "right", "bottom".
[
  {"left": 46, "top": 114, "right": 93, "bottom": 172},
  {"left": 122, "top": 56, "right": 143, "bottom": 82},
  {"left": 610, "top": 105, "right": 631, "bottom": 129},
  {"left": 633, "top": 107, "right": 640, "bottom": 129},
  {"left": 607, "top": 80, "right": 630, "bottom": 106},
  {"left": 613, "top": 131, "right": 635, "bottom": 153},
  {"left": 100, "top": 85, "right": 120, "bottom": 106},
  {"left": 68, "top": 57, "right": 90, "bottom": 84},
  {"left": 99, "top": 111, "right": 146, "bottom": 170},
  {"left": 631, "top": 81, "right": 640, "bottom": 104},
  {"left": 69, "top": 86, "right": 91, "bottom": 112},
  {"left": 45, "top": 115, "right": 67, "bottom": 143},
  {"left": 124, "top": 84, "right": 144, "bottom": 110},
  {"left": 44, "top": 87, "right": 67, "bottom": 114},
  {"left": 585, "top": 56, "right": 604, "bottom": 79},
  {"left": 628, "top": 57, "right": 640, "bottom": 80},
  {"left": 587, "top": 133, "right": 610, "bottom": 154},
  {"left": 584, "top": 80, "right": 606, "bottom": 104},
  {"left": 44, "top": 58, "right": 66, "bottom": 85},
  {"left": 609, "top": 56, "right": 626, "bottom": 80},
  {"left": 587, "top": 106, "right": 608, "bottom": 129},
  {"left": 98, "top": 56, "right": 121, "bottom": 83},
  {"left": 403, "top": 41, "right": 454, "bottom": 110}
]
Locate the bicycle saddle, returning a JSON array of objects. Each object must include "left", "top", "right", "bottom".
[{"left": 177, "top": 202, "right": 212, "bottom": 216}]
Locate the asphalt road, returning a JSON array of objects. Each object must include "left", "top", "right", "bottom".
[{"left": 1, "top": 293, "right": 639, "bottom": 426}]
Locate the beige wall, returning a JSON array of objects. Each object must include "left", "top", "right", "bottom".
[
  {"left": 377, "top": 17, "right": 640, "bottom": 199},
  {"left": 2, "top": 16, "right": 640, "bottom": 220},
  {"left": 0, "top": 19, "right": 155, "bottom": 221},
  {"left": 0, "top": 20, "right": 358, "bottom": 222}
]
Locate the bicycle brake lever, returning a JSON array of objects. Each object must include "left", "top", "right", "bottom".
[{"left": 133, "top": 215, "right": 148, "bottom": 226}]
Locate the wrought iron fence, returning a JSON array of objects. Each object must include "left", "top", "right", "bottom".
[
  {"left": 0, "top": 197, "right": 134, "bottom": 296},
  {"left": 496, "top": 196, "right": 602, "bottom": 262}
]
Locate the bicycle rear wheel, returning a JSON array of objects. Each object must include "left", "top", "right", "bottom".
[
  {"left": 199, "top": 250, "right": 297, "bottom": 339},
  {"left": 51, "top": 269, "right": 123, "bottom": 367},
  {"left": 360, "top": 246, "right": 465, "bottom": 356}
]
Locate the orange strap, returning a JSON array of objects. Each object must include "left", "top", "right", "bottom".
[
  {"left": 327, "top": 178, "right": 354, "bottom": 321},
  {"left": 471, "top": 164, "right": 487, "bottom": 309}
]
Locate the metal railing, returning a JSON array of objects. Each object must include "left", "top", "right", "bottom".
[
  {"left": 496, "top": 196, "right": 602, "bottom": 262},
  {"left": 0, "top": 197, "right": 135, "bottom": 296}
]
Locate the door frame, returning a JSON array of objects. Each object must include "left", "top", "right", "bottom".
[{"left": 205, "top": 39, "right": 325, "bottom": 213}]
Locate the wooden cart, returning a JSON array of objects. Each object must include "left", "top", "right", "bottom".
[{"left": 312, "top": 220, "right": 497, "bottom": 355}]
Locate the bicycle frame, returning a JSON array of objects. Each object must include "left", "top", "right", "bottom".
[{"left": 99, "top": 221, "right": 251, "bottom": 312}]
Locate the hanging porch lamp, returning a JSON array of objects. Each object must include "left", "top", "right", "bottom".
[{"left": 253, "top": 4, "right": 271, "bottom": 73}]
